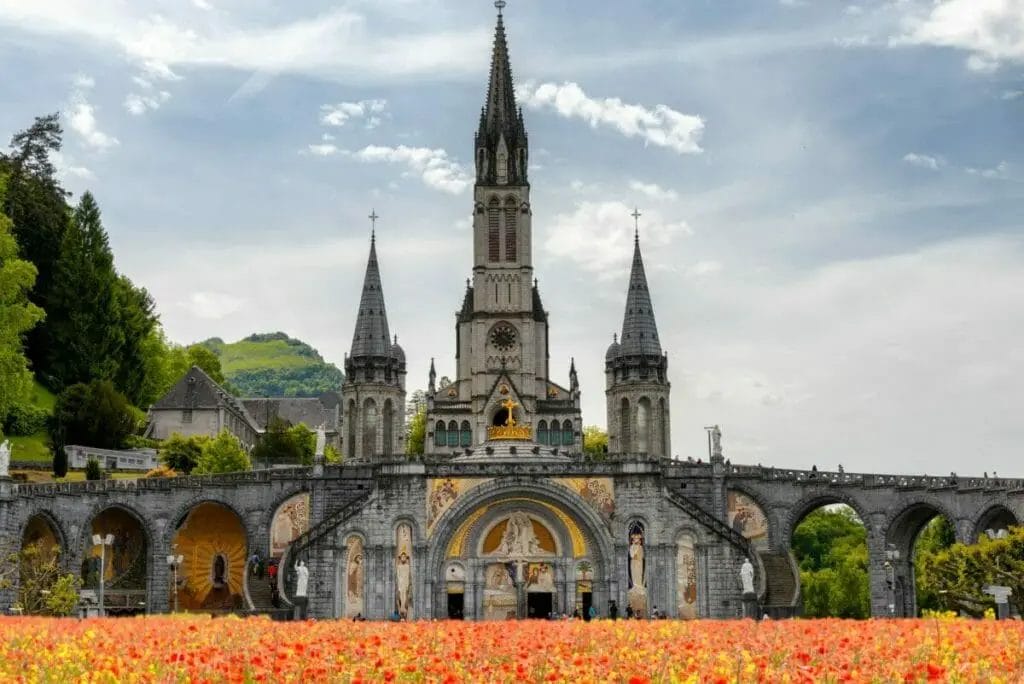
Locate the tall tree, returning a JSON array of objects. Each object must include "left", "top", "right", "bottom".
[
  {"left": 0, "top": 114, "right": 69, "bottom": 377},
  {"left": 0, "top": 176, "right": 45, "bottom": 427},
  {"left": 406, "top": 407, "right": 426, "bottom": 456},
  {"left": 111, "top": 275, "right": 158, "bottom": 406},
  {"left": 50, "top": 380, "right": 140, "bottom": 460},
  {"left": 193, "top": 430, "right": 251, "bottom": 475},
  {"left": 45, "top": 192, "right": 121, "bottom": 389}
]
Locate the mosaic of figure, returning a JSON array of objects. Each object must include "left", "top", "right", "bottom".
[
  {"left": 270, "top": 493, "right": 310, "bottom": 558},
  {"left": 627, "top": 522, "right": 647, "bottom": 616},
  {"left": 676, "top": 534, "right": 698, "bottom": 619},
  {"left": 395, "top": 523, "right": 413, "bottom": 619},
  {"left": 482, "top": 562, "right": 518, "bottom": 620},
  {"left": 526, "top": 563, "right": 554, "bottom": 592},
  {"left": 727, "top": 492, "right": 769, "bottom": 549},
  {"left": 345, "top": 536, "right": 364, "bottom": 618}
]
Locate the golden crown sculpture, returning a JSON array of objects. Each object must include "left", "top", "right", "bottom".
[{"left": 487, "top": 397, "right": 533, "bottom": 440}]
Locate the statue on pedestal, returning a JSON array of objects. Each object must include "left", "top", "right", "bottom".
[
  {"left": 0, "top": 439, "right": 10, "bottom": 478},
  {"left": 295, "top": 560, "right": 309, "bottom": 598},
  {"left": 740, "top": 558, "right": 755, "bottom": 595}
]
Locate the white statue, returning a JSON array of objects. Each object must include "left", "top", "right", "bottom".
[
  {"left": 0, "top": 439, "right": 10, "bottom": 478},
  {"left": 711, "top": 425, "right": 722, "bottom": 458},
  {"left": 740, "top": 558, "right": 755, "bottom": 595},
  {"left": 629, "top": 532, "right": 645, "bottom": 590},
  {"left": 499, "top": 512, "right": 539, "bottom": 556},
  {"left": 314, "top": 426, "right": 326, "bottom": 459},
  {"left": 294, "top": 560, "right": 309, "bottom": 598}
]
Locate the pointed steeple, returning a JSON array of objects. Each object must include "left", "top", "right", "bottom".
[
  {"left": 475, "top": 1, "right": 528, "bottom": 185},
  {"left": 618, "top": 226, "right": 662, "bottom": 357},
  {"left": 350, "top": 232, "right": 393, "bottom": 358}
]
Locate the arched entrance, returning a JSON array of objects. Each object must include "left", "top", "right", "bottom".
[
  {"left": 886, "top": 502, "right": 956, "bottom": 617},
  {"left": 171, "top": 502, "right": 248, "bottom": 611},
  {"left": 425, "top": 481, "right": 614, "bottom": 620},
  {"left": 790, "top": 504, "right": 870, "bottom": 618},
  {"left": 18, "top": 513, "right": 65, "bottom": 615},
  {"left": 974, "top": 505, "right": 1018, "bottom": 541},
  {"left": 82, "top": 507, "right": 150, "bottom": 616}
]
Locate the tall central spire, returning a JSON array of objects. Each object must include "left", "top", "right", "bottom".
[
  {"left": 475, "top": 2, "right": 528, "bottom": 185},
  {"left": 618, "top": 230, "right": 662, "bottom": 357},
  {"left": 350, "top": 232, "right": 392, "bottom": 358}
]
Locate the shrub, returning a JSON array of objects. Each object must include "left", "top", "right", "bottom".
[
  {"left": 144, "top": 465, "right": 177, "bottom": 478},
  {"left": 3, "top": 403, "right": 49, "bottom": 436},
  {"left": 84, "top": 457, "right": 102, "bottom": 481}
]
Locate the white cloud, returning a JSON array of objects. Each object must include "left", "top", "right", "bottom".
[
  {"left": 517, "top": 81, "right": 705, "bottom": 155},
  {"left": 307, "top": 143, "right": 339, "bottom": 156},
  {"left": 966, "top": 161, "right": 1010, "bottom": 179},
  {"left": 180, "top": 291, "right": 245, "bottom": 320},
  {"left": 350, "top": 145, "right": 471, "bottom": 194},
  {"left": 545, "top": 200, "right": 691, "bottom": 276},
  {"left": 191, "top": 0, "right": 213, "bottom": 10},
  {"left": 320, "top": 100, "right": 387, "bottom": 128},
  {"left": 140, "top": 59, "right": 183, "bottom": 82},
  {"left": 894, "top": 0, "right": 1024, "bottom": 71},
  {"left": 50, "top": 151, "right": 94, "bottom": 180},
  {"left": 629, "top": 180, "right": 679, "bottom": 201},
  {"left": 903, "top": 152, "right": 944, "bottom": 170},
  {"left": 124, "top": 90, "right": 171, "bottom": 115},
  {"left": 67, "top": 82, "right": 119, "bottom": 150},
  {"left": 73, "top": 74, "right": 95, "bottom": 89},
  {"left": 1001, "top": 89, "right": 1024, "bottom": 100}
]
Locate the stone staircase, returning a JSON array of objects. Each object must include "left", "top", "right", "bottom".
[
  {"left": 247, "top": 570, "right": 277, "bottom": 612},
  {"left": 758, "top": 550, "right": 801, "bottom": 618}
]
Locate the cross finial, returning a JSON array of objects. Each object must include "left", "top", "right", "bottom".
[
  {"left": 495, "top": 0, "right": 506, "bottom": 16},
  {"left": 368, "top": 209, "right": 379, "bottom": 240},
  {"left": 631, "top": 207, "right": 642, "bottom": 242}
]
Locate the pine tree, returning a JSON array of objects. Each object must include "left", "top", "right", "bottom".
[
  {"left": 45, "top": 192, "right": 122, "bottom": 389},
  {"left": 111, "top": 275, "right": 158, "bottom": 406},
  {"left": 0, "top": 176, "right": 45, "bottom": 426}
]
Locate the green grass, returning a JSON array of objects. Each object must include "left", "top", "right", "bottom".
[
  {"left": 26, "top": 379, "right": 57, "bottom": 412},
  {"left": 12, "top": 470, "right": 141, "bottom": 483},
  {"left": 8, "top": 433, "right": 51, "bottom": 462}
]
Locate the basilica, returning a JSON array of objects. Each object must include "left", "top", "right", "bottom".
[{"left": 3, "top": 3, "right": 1017, "bottom": 623}]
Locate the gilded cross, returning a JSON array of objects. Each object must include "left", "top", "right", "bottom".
[{"left": 501, "top": 397, "right": 518, "bottom": 426}]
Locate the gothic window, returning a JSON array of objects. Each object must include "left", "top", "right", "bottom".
[
  {"left": 434, "top": 421, "right": 446, "bottom": 447},
  {"left": 383, "top": 399, "right": 394, "bottom": 455},
  {"left": 620, "top": 398, "right": 631, "bottom": 453},
  {"left": 659, "top": 398, "right": 668, "bottom": 456},
  {"left": 488, "top": 199, "right": 500, "bottom": 262},
  {"left": 504, "top": 199, "right": 517, "bottom": 262},
  {"left": 537, "top": 420, "right": 548, "bottom": 445},
  {"left": 362, "top": 399, "right": 378, "bottom": 458},
  {"left": 497, "top": 152, "right": 507, "bottom": 184},
  {"left": 459, "top": 421, "right": 472, "bottom": 447},
  {"left": 348, "top": 400, "right": 357, "bottom": 456},
  {"left": 637, "top": 398, "right": 652, "bottom": 454},
  {"left": 447, "top": 420, "right": 459, "bottom": 448},
  {"left": 562, "top": 420, "right": 574, "bottom": 446}
]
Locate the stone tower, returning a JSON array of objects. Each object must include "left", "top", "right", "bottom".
[
  {"left": 426, "top": 4, "right": 581, "bottom": 455},
  {"left": 605, "top": 228, "right": 671, "bottom": 456},
  {"left": 343, "top": 232, "right": 406, "bottom": 460}
]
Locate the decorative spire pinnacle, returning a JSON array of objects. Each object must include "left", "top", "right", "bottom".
[
  {"left": 631, "top": 207, "right": 641, "bottom": 243},
  {"left": 369, "top": 208, "right": 379, "bottom": 241},
  {"left": 617, "top": 221, "right": 662, "bottom": 357},
  {"left": 349, "top": 230, "right": 393, "bottom": 359},
  {"left": 495, "top": 0, "right": 506, "bottom": 16},
  {"left": 476, "top": 0, "right": 528, "bottom": 185}
]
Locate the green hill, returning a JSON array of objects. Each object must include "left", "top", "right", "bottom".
[{"left": 200, "top": 332, "right": 343, "bottom": 397}]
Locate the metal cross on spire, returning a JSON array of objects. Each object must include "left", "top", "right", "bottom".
[
  {"left": 368, "top": 209, "right": 379, "bottom": 239},
  {"left": 631, "top": 207, "right": 642, "bottom": 242},
  {"left": 495, "top": 0, "right": 506, "bottom": 16}
]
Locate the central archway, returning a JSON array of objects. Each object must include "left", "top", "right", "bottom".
[{"left": 424, "top": 479, "right": 615, "bottom": 620}]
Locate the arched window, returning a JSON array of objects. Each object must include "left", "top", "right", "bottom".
[
  {"left": 620, "top": 398, "right": 631, "bottom": 453},
  {"left": 382, "top": 399, "right": 394, "bottom": 455},
  {"left": 537, "top": 420, "right": 548, "bottom": 445},
  {"left": 488, "top": 198, "right": 500, "bottom": 262},
  {"left": 497, "top": 152, "right": 507, "bottom": 184},
  {"left": 504, "top": 198, "right": 517, "bottom": 262},
  {"left": 459, "top": 421, "right": 472, "bottom": 447},
  {"left": 434, "top": 421, "right": 446, "bottom": 447},
  {"left": 658, "top": 398, "right": 668, "bottom": 456},
  {"left": 562, "top": 420, "right": 574, "bottom": 446},
  {"left": 447, "top": 420, "right": 459, "bottom": 448},
  {"left": 637, "top": 397, "right": 652, "bottom": 454},
  {"left": 347, "top": 400, "right": 356, "bottom": 458},
  {"left": 362, "top": 399, "right": 378, "bottom": 458}
]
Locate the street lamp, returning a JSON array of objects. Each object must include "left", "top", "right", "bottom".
[
  {"left": 884, "top": 545, "right": 901, "bottom": 617},
  {"left": 166, "top": 553, "right": 184, "bottom": 613},
  {"left": 92, "top": 533, "right": 114, "bottom": 616}
]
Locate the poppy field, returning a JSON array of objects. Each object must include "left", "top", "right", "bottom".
[{"left": 1, "top": 616, "right": 1022, "bottom": 683}]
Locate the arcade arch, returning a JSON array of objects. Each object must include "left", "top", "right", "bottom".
[
  {"left": 885, "top": 501, "right": 957, "bottom": 617},
  {"left": 171, "top": 501, "right": 248, "bottom": 611},
  {"left": 17, "top": 513, "right": 65, "bottom": 615},
  {"left": 973, "top": 504, "right": 1018, "bottom": 541},
  {"left": 82, "top": 506, "right": 150, "bottom": 616}
]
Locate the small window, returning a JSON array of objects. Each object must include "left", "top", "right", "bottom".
[
  {"left": 434, "top": 421, "right": 446, "bottom": 447},
  {"left": 182, "top": 409, "right": 193, "bottom": 423},
  {"left": 460, "top": 421, "right": 472, "bottom": 447},
  {"left": 537, "top": 420, "right": 548, "bottom": 446},
  {"left": 447, "top": 420, "right": 459, "bottom": 448}
]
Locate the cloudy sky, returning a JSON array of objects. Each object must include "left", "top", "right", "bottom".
[{"left": 1, "top": 0, "right": 1022, "bottom": 475}]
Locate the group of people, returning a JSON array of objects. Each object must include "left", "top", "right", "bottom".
[{"left": 249, "top": 553, "right": 282, "bottom": 608}]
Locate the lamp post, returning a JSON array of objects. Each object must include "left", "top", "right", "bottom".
[
  {"left": 166, "top": 553, "right": 184, "bottom": 613},
  {"left": 884, "top": 545, "right": 901, "bottom": 617},
  {"left": 92, "top": 533, "right": 114, "bottom": 616}
]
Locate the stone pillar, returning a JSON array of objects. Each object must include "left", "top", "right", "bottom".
[
  {"left": 383, "top": 544, "right": 395, "bottom": 619},
  {"left": 867, "top": 533, "right": 892, "bottom": 617},
  {"left": 149, "top": 527, "right": 171, "bottom": 614}
]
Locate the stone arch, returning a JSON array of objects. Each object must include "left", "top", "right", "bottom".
[
  {"left": 636, "top": 397, "right": 652, "bottom": 453},
  {"left": 166, "top": 494, "right": 252, "bottom": 548},
  {"left": 884, "top": 498, "right": 960, "bottom": 617},
  {"left": 473, "top": 506, "right": 567, "bottom": 558},
  {"left": 972, "top": 503, "right": 1019, "bottom": 541},
  {"left": 169, "top": 498, "right": 250, "bottom": 611},
  {"left": 675, "top": 529, "right": 700, "bottom": 619},
  {"left": 778, "top": 489, "right": 874, "bottom": 550},
  {"left": 361, "top": 398, "right": 378, "bottom": 458},
  {"left": 391, "top": 516, "right": 422, "bottom": 544},
  {"left": 79, "top": 502, "right": 155, "bottom": 615},
  {"left": 19, "top": 508, "right": 69, "bottom": 558},
  {"left": 264, "top": 488, "right": 312, "bottom": 558},
  {"left": 724, "top": 485, "right": 777, "bottom": 549},
  {"left": 338, "top": 530, "right": 368, "bottom": 618}
]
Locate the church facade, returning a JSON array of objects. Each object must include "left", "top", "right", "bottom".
[{"left": 1, "top": 5, "right": 1020, "bottom": 623}]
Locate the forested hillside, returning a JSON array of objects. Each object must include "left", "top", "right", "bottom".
[{"left": 200, "top": 333, "right": 343, "bottom": 397}]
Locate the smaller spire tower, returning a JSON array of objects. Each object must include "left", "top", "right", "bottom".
[
  {"left": 605, "top": 209, "right": 671, "bottom": 457},
  {"left": 343, "top": 215, "right": 406, "bottom": 461}
]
